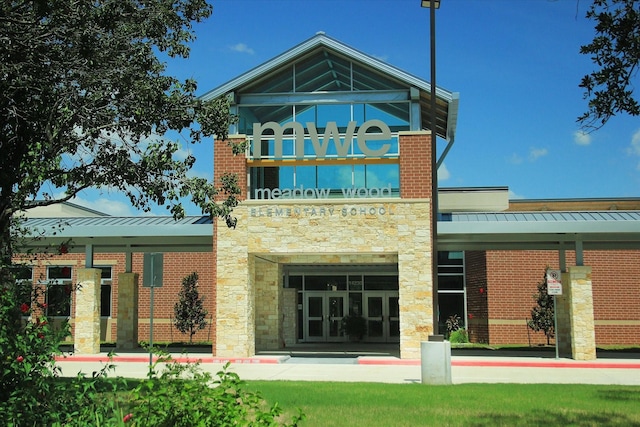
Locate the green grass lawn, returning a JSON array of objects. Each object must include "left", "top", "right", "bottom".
[{"left": 246, "top": 381, "right": 640, "bottom": 427}]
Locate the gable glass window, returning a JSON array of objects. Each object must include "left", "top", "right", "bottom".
[{"left": 46, "top": 266, "right": 72, "bottom": 317}]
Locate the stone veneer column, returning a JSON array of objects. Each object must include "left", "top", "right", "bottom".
[
  {"left": 116, "top": 273, "right": 139, "bottom": 350},
  {"left": 281, "top": 288, "right": 298, "bottom": 347},
  {"left": 398, "top": 130, "right": 435, "bottom": 359},
  {"left": 216, "top": 208, "right": 253, "bottom": 357},
  {"left": 75, "top": 268, "right": 101, "bottom": 354},
  {"left": 254, "top": 258, "right": 281, "bottom": 351},
  {"left": 398, "top": 202, "right": 433, "bottom": 359},
  {"left": 564, "top": 266, "right": 597, "bottom": 360},
  {"left": 213, "top": 134, "right": 248, "bottom": 356}
]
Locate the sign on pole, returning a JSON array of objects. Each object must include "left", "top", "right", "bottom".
[
  {"left": 546, "top": 268, "right": 562, "bottom": 360},
  {"left": 143, "top": 253, "right": 163, "bottom": 367},
  {"left": 143, "top": 253, "right": 163, "bottom": 288},
  {"left": 546, "top": 269, "right": 562, "bottom": 296}
]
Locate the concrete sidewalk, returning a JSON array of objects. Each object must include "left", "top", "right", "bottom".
[{"left": 54, "top": 352, "right": 640, "bottom": 385}]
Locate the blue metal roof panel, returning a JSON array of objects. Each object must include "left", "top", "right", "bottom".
[{"left": 24, "top": 216, "right": 213, "bottom": 238}]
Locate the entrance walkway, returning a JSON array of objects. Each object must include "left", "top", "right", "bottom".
[{"left": 54, "top": 344, "right": 640, "bottom": 385}]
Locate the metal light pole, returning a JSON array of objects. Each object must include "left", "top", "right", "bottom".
[
  {"left": 421, "top": 0, "right": 440, "bottom": 337},
  {"left": 420, "top": 0, "right": 451, "bottom": 385}
]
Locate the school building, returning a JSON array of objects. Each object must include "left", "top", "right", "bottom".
[{"left": 17, "top": 34, "right": 640, "bottom": 360}]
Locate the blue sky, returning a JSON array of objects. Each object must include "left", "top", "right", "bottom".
[{"left": 72, "top": 0, "right": 640, "bottom": 215}]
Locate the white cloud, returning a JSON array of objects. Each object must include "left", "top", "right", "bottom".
[
  {"left": 507, "top": 153, "right": 523, "bottom": 165},
  {"left": 437, "top": 163, "right": 450, "bottom": 181},
  {"left": 574, "top": 130, "right": 592, "bottom": 146},
  {"left": 230, "top": 43, "right": 255, "bottom": 55},
  {"left": 508, "top": 189, "right": 524, "bottom": 200},
  {"left": 173, "top": 144, "right": 191, "bottom": 161},
  {"left": 72, "top": 196, "right": 134, "bottom": 216},
  {"left": 528, "top": 147, "right": 548, "bottom": 162},
  {"left": 630, "top": 129, "right": 640, "bottom": 171},
  {"left": 629, "top": 129, "right": 640, "bottom": 156}
]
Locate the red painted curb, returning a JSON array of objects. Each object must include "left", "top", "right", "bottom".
[
  {"left": 357, "top": 358, "right": 640, "bottom": 369},
  {"left": 54, "top": 355, "right": 282, "bottom": 364}
]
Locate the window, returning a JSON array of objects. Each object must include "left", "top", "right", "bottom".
[
  {"left": 97, "top": 266, "right": 112, "bottom": 317},
  {"left": 46, "top": 266, "right": 72, "bottom": 317},
  {"left": 12, "top": 265, "right": 33, "bottom": 313},
  {"left": 437, "top": 251, "right": 466, "bottom": 332}
]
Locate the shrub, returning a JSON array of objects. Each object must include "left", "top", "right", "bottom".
[
  {"left": 0, "top": 274, "right": 76, "bottom": 426},
  {"left": 3, "top": 269, "right": 301, "bottom": 426},
  {"left": 123, "top": 353, "right": 304, "bottom": 426},
  {"left": 173, "top": 272, "right": 208, "bottom": 344},
  {"left": 449, "top": 329, "right": 469, "bottom": 344},
  {"left": 527, "top": 269, "right": 555, "bottom": 345}
]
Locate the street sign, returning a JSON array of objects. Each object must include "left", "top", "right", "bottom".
[
  {"left": 546, "top": 269, "right": 562, "bottom": 296},
  {"left": 143, "top": 253, "right": 163, "bottom": 288}
]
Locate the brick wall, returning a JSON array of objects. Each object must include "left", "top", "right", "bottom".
[
  {"left": 473, "top": 249, "right": 640, "bottom": 346},
  {"left": 133, "top": 252, "right": 215, "bottom": 344},
  {"left": 465, "top": 251, "right": 489, "bottom": 343},
  {"left": 214, "top": 136, "right": 247, "bottom": 200},
  {"left": 14, "top": 251, "right": 215, "bottom": 345},
  {"left": 399, "top": 131, "right": 433, "bottom": 200}
]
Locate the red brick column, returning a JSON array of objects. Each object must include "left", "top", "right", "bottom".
[
  {"left": 399, "top": 131, "right": 433, "bottom": 199},
  {"left": 214, "top": 136, "right": 248, "bottom": 201}
]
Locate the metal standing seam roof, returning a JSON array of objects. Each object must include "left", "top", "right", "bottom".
[
  {"left": 199, "top": 32, "right": 460, "bottom": 142},
  {"left": 439, "top": 211, "right": 640, "bottom": 251},
  {"left": 22, "top": 216, "right": 214, "bottom": 253},
  {"left": 19, "top": 211, "right": 640, "bottom": 254}
]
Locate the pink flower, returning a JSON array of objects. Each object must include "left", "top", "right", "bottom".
[
  {"left": 20, "top": 303, "right": 29, "bottom": 314},
  {"left": 123, "top": 413, "right": 133, "bottom": 423},
  {"left": 16, "top": 356, "right": 24, "bottom": 363}
]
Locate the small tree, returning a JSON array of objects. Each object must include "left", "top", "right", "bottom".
[
  {"left": 174, "top": 272, "right": 207, "bottom": 344},
  {"left": 527, "top": 269, "right": 555, "bottom": 345}
]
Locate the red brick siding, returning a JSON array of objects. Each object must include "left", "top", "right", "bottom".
[
  {"left": 399, "top": 133, "right": 433, "bottom": 200},
  {"left": 465, "top": 251, "right": 489, "bottom": 343},
  {"left": 214, "top": 137, "right": 247, "bottom": 201},
  {"left": 14, "top": 252, "right": 215, "bottom": 344},
  {"left": 473, "top": 249, "right": 640, "bottom": 346}
]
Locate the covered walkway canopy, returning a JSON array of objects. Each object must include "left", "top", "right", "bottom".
[
  {"left": 21, "top": 210, "right": 640, "bottom": 254},
  {"left": 438, "top": 211, "right": 640, "bottom": 252}
]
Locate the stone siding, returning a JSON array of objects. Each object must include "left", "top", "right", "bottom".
[{"left": 216, "top": 199, "right": 433, "bottom": 359}]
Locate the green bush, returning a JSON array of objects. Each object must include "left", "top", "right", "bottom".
[
  {"left": 113, "top": 352, "right": 304, "bottom": 426},
  {"left": 2, "top": 272, "right": 302, "bottom": 426},
  {"left": 0, "top": 278, "right": 77, "bottom": 426},
  {"left": 449, "top": 329, "right": 469, "bottom": 344}
]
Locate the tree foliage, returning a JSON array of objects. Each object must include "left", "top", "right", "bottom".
[
  {"left": 579, "top": 0, "right": 640, "bottom": 130},
  {"left": 174, "top": 272, "right": 208, "bottom": 344},
  {"left": 527, "top": 269, "right": 555, "bottom": 345},
  {"left": 0, "top": 0, "right": 242, "bottom": 265}
]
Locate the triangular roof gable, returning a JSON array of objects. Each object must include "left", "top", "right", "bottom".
[{"left": 201, "top": 32, "right": 458, "bottom": 141}]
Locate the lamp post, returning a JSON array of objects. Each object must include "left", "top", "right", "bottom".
[
  {"left": 420, "top": 0, "right": 451, "bottom": 385},
  {"left": 421, "top": 0, "right": 440, "bottom": 337}
]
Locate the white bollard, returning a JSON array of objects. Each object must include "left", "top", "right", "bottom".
[{"left": 421, "top": 336, "right": 452, "bottom": 385}]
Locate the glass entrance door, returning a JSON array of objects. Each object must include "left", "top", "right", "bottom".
[
  {"left": 364, "top": 292, "right": 400, "bottom": 343},
  {"left": 305, "top": 292, "right": 348, "bottom": 342}
]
